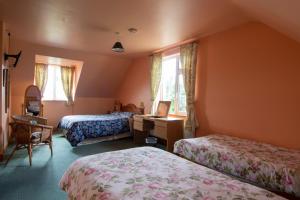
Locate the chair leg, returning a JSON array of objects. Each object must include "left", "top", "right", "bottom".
[
  {"left": 5, "top": 145, "right": 18, "bottom": 166},
  {"left": 49, "top": 141, "right": 53, "bottom": 156},
  {"left": 27, "top": 144, "right": 32, "bottom": 166}
]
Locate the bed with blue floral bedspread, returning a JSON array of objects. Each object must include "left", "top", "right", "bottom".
[{"left": 58, "top": 112, "right": 133, "bottom": 146}]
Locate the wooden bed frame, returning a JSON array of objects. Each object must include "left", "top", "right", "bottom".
[
  {"left": 120, "top": 103, "right": 144, "bottom": 115},
  {"left": 120, "top": 103, "right": 144, "bottom": 138}
]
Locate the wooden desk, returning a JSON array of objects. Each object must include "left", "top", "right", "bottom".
[{"left": 133, "top": 115, "right": 184, "bottom": 152}]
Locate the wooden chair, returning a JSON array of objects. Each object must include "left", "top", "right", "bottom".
[{"left": 6, "top": 115, "right": 53, "bottom": 166}]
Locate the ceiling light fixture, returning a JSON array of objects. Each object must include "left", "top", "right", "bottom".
[
  {"left": 128, "top": 28, "right": 138, "bottom": 33},
  {"left": 112, "top": 32, "right": 124, "bottom": 53}
]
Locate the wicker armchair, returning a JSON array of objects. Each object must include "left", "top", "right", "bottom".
[{"left": 6, "top": 115, "right": 53, "bottom": 166}]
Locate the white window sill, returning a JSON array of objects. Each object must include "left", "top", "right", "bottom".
[
  {"left": 42, "top": 100, "right": 67, "bottom": 102},
  {"left": 168, "top": 113, "right": 187, "bottom": 118}
]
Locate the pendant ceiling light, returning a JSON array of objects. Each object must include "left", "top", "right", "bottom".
[{"left": 112, "top": 32, "right": 124, "bottom": 53}]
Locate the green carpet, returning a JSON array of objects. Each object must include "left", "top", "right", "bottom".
[{"left": 0, "top": 135, "right": 138, "bottom": 200}]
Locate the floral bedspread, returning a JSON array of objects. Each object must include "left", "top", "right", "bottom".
[
  {"left": 58, "top": 112, "right": 133, "bottom": 146},
  {"left": 174, "top": 134, "right": 300, "bottom": 197},
  {"left": 59, "top": 147, "right": 285, "bottom": 200}
]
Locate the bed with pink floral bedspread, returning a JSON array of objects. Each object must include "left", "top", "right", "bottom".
[
  {"left": 59, "top": 147, "right": 285, "bottom": 200},
  {"left": 174, "top": 134, "right": 300, "bottom": 197}
]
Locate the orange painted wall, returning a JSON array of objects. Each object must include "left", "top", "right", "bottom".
[
  {"left": 196, "top": 22, "right": 300, "bottom": 149},
  {"left": 117, "top": 57, "right": 152, "bottom": 114},
  {"left": 117, "top": 22, "right": 300, "bottom": 149}
]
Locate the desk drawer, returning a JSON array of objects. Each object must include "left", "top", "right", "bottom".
[
  {"left": 153, "top": 126, "right": 167, "bottom": 139},
  {"left": 155, "top": 120, "right": 167, "bottom": 127},
  {"left": 134, "top": 121, "right": 144, "bottom": 131},
  {"left": 133, "top": 116, "right": 144, "bottom": 123}
]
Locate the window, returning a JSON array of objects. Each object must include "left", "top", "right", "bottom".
[
  {"left": 35, "top": 55, "right": 83, "bottom": 102},
  {"left": 157, "top": 53, "right": 186, "bottom": 115},
  {"left": 42, "top": 65, "right": 67, "bottom": 101}
]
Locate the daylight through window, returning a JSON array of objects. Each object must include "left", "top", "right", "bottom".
[
  {"left": 157, "top": 53, "right": 186, "bottom": 115},
  {"left": 41, "top": 65, "right": 67, "bottom": 101}
]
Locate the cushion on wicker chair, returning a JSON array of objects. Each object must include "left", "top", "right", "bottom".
[{"left": 31, "top": 132, "right": 42, "bottom": 142}]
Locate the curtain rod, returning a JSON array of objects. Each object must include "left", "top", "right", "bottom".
[{"left": 150, "top": 37, "right": 199, "bottom": 56}]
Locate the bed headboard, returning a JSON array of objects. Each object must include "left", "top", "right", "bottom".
[{"left": 121, "top": 103, "right": 144, "bottom": 115}]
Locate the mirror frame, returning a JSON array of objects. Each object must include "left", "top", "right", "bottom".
[
  {"left": 155, "top": 101, "right": 171, "bottom": 117},
  {"left": 22, "top": 85, "right": 44, "bottom": 116}
]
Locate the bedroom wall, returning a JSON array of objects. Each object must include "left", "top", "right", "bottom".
[
  {"left": 117, "top": 22, "right": 300, "bottom": 149},
  {"left": 10, "top": 39, "right": 132, "bottom": 127},
  {"left": 118, "top": 57, "right": 152, "bottom": 114}
]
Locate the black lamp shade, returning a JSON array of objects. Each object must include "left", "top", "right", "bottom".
[{"left": 112, "top": 41, "right": 124, "bottom": 52}]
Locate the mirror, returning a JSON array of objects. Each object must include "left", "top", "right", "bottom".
[
  {"left": 22, "top": 85, "right": 43, "bottom": 116},
  {"left": 155, "top": 101, "right": 171, "bottom": 117}
]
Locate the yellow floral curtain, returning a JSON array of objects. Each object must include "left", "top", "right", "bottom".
[
  {"left": 34, "top": 63, "right": 48, "bottom": 96},
  {"left": 60, "top": 66, "right": 75, "bottom": 104},
  {"left": 150, "top": 53, "right": 162, "bottom": 114},
  {"left": 180, "top": 42, "right": 198, "bottom": 138}
]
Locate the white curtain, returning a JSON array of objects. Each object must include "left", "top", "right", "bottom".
[
  {"left": 150, "top": 53, "right": 162, "bottom": 114},
  {"left": 60, "top": 66, "right": 75, "bottom": 105},
  {"left": 180, "top": 42, "right": 198, "bottom": 138},
  {"left": 34, "top": 63, "right": 48, "bottom": 96}
]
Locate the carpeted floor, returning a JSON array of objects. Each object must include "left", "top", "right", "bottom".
[{"left": 0, "top": 135, "right": 138, "bottom": 200}]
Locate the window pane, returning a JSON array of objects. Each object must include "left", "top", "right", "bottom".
[
  {"left": 42, "top": 66, "right": 55, "bottom": 100},
  {"left": 161, "top": 57, "right": 176, "bottom": 114},
  {"left": 158, "top": 54, "right": 187, "bottom": 116},
  {"left": 54, "top": 67, "right": 67, "bottom": 101},
  {"left": 178, "top": 74, "right": 186, "bottom": 113},
  {"left": 42, "top": 65, "right": 67, "bottom": 101}
]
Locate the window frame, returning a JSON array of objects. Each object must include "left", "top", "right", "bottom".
[{"left": 158, "top": 53, "right": 186, "bottom": 116}]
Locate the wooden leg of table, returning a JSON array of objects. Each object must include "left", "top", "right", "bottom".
[
  {"left": 5, "top": 145, "right": 18, "bottom": 166},
  {"left": 27, "top": 144, "right": 32, "bottom": 166},
  {"left": 166, "top": 140, "right": 173, "bottom": 152},
  {"left": 49, "top": 141, "right": 53, "bottom": 156}
]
